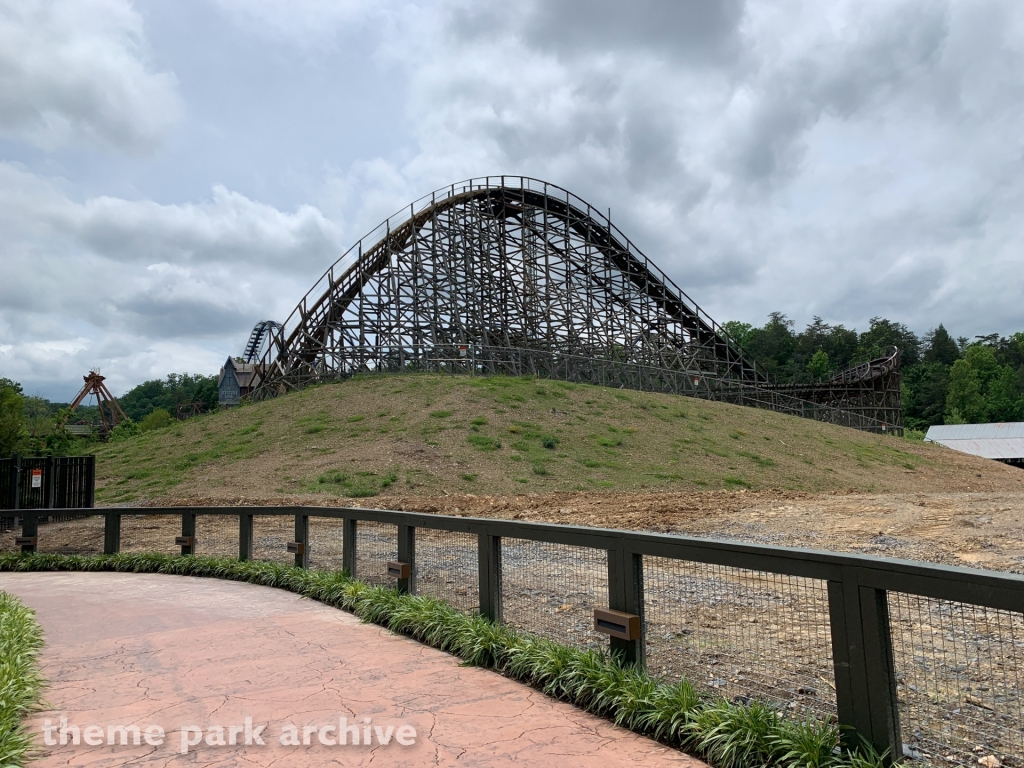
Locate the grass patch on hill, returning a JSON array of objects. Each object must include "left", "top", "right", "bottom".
[
  {"left": 309, "top": 468, "right": 399, "bottom": 498},
  {"left": 89, "top": 373, "right": 1004, "bottom": 504}
]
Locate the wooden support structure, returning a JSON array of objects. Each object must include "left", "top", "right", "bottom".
[{"left": 251, "top": 177, "right": 902, "bottom": 433}]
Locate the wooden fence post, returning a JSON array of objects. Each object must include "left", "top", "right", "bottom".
[
  {"left": 828, "top": 569, "right": 901, "bottom": 761},
  {"left": 477, "top": 534, "right": 502, "bottom": 623}
]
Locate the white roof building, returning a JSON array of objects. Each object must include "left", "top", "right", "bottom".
[{"left": 924, "top": 423, "right": 1024, "bottom": 465}]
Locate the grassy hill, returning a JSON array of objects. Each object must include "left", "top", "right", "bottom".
[{"left": 92, "top": 373, "right": 1021, "bottom": 506}]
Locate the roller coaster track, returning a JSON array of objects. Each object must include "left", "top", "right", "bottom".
[{"left": 253, "top": 177, "right": 902, "bottom": 432}]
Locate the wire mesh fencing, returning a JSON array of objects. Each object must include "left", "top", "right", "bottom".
[
  {"left": 644, "top": 557, "right": 836, "bottom": 720},
  {"left": 307, "top": 517, "right": 346, "bottom": 572},
  {"left": 6, "top": 503, "right": 1024, "bottom": 764},
  {"left": 0, "top": 519, "right": 19, "bottom": 552},
  {"left": 414, "top": 529, "right": 478, "bottom": 613},
  {"left": 194, "top": 515, "right": 240, "bottom": 558},
  {"left": 501, "top": 538, "right": 607, "bottom": 650},
  {"left": 250, "top": 515, "right": 294, "bottom": 564},
  {"left": 35, "top": 515, "right": 106, "bottom": 555},
  {"left": 120, "top": 513, "right": 180, "bottom": 555},
  {"left": 354, "top": 521, "right": 397, "bottom": 587},
  {"left": 889, "top": 593, "right": 1023, "bottom": 767}
]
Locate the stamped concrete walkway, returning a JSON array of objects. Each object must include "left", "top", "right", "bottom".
[{"left": 0, "top": 572, "right": 702, "bottom": 767}]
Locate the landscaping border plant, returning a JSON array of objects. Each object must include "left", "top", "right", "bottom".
[
  {"left": 0, "top": 590, "right": 45, "bottom": 768},
  {"left": 0, "top": 553, "right": 885, "bottom": 768}
]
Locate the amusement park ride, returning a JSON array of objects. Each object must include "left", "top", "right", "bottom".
[
  {"left": 242, "top": 176, "right": 904, "bottom": 433},
  {"left": 60, "top": 371, "right": 127, "bottom": 437}
]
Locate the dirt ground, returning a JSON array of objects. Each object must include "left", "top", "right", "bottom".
[{"left": 136, "top": 486, "right": 1024, "bottom": 575}]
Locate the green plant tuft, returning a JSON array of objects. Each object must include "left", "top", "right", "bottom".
[
  {"left": 467, "top": 434, "right": 501, "bottom": 451},
  {"left": 0, "top": 591, "right": 45, "bottom": 768}
]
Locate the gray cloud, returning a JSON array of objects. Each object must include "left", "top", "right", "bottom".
[
  {"left": 5, "top": 0, "right": 1024, "bottom": 400},
  {"left": 451, "top": 0, "right": 746, "bottom": 66},
  {"left": 0, "top": 0, "right": 181, "bottom": 152}
]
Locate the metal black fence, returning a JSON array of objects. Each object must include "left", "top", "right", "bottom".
[
  {"left": 2, "top": 505, "right": 1021, "bottom": 765},
  {"left": 0, "top": 455, "right": 94, "bottom": 530}
]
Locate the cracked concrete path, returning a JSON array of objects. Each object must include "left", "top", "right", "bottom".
[{"left": 0, "top": 572, "right": 702, "bottom": 767}]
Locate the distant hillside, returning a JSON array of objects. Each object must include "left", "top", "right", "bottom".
[{"left": 92, "top": 374, "right": 1023, "bottom": 506}]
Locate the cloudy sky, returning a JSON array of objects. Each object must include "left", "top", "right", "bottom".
[{"left": 2, "top": 0, "right": 1023, "bottom": 400}]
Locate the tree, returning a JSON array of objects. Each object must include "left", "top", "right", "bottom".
[
  {"left": 108, "top": 418, "right": 142, "bottom": 442},
  {"left": 742, "top": 313, "right": 796, "bottom": 379},
  {"left": 140, "top": 408, "right": 173, "bottom": 431},
  {"left": 986, "top": 365, "right": 1022, "bottom": 423},
  {"left": 722, "top": 321, "right": 754, "bottom": 348},
  {"left": 945, "top": 359, "right": 986, "bottom": 423},
  {"left": 962, "top": 345, "right": 1001, "bottom": 390},
  {"left": 119, "top": 373, "right": 219, "bottom": 421},
  {"left": 857, "top": 317, "right": 920, "bottom": 366},
  {"left": 806, "top": 349, "right": 830, "bottom": 381},
  {"left": 721, "top": 314, "right": 1024, "bottom": 427},
  {"left": 791, "top": 317, "right": 858, "bottom": 383},
  {"left": 1010, "top": 333, "right": 1024, "bottom": 365},
  {"left": 902, "top": 362, "right": 950, "bottom": 430},
  {"left": 923, "top": 325, "right": 959, "bottom": 366},
  {"left": 0, "top": 378, "right": 27, "bottom": 457}
]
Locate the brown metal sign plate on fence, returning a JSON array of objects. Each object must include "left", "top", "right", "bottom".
[
  {"left": 175, "top": 536, "right": 195, "bottom": 547},
  {"left": 386, "top": 560, "right": 410, "bottom": 579},
  {"left": 286, "top": 541, "right": 305, "bottom": 555},
  {"left": 593, "top": 608, "right": 641, "bottom": 641}
]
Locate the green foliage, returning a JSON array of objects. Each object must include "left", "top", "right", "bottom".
[
  {"left": 140, "top": 408, "right": 173, "bottom": 432},
  {"left": 0, "top": 552, "right": 882, "bottom": 768},
  {"left": 687, "top": 700, "right": 779, "bottom": 768},
  {"left": 313, "top": 468, "right": 398, "bottom": 497},
  {"left": 901, "top": 362, "right": 950, "bottom": 430},
  {"left": 21, "top": 396, "right": 56, "bottom": 440},
  {"left": 739, "top": 313, "right": 798, "bottom": 379},
  {"left": 858, "top": 317, "right": 920, "bottom": 367},
  {"left": 732, "top": 314, "right": 1024, "bottom": 427},
  {"left": 769, "top": 714, "right": 840, "bottom": 768},
  {"left": 0, "top": 379, "right": 27, "bottom": 458},
  {"left": 0, "top": 591, "right": 45, "bottom": 767},
  {"left": 923, "top": 324, "right": 959, "bottom": 366},
  {"left": 43, "top": 425, "right": 74, "bottom": 457},
  {"left": 108, "top": 417, "right": 142, "bottom": 442},
  {"left": 943, "top": 344, "right": 1024, "bottom": 424},
  {"left": 830, "top": 740, "right": 889, "bottom": 768},
  {"left": 467, "top": 434, "right": 501, "bottom": 451},
  {"left": 806, "top": 350, "right": 830, "bottom": 382},
  {"left": 119, "top": 373, "right": 218, "bottom": 422},
  {"left": 723, "top": 321, "right": 754, "bottom": 348},
  {"left": 944, "top": 359, "right": 984, "bottom": 422}
]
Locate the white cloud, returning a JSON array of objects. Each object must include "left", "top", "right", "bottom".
[
  {"left": 0, "top": 161, "right": 343, "bottom": 398},
  {"left": 0, "top": 0, "right": 181, "bottom": 152}
]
